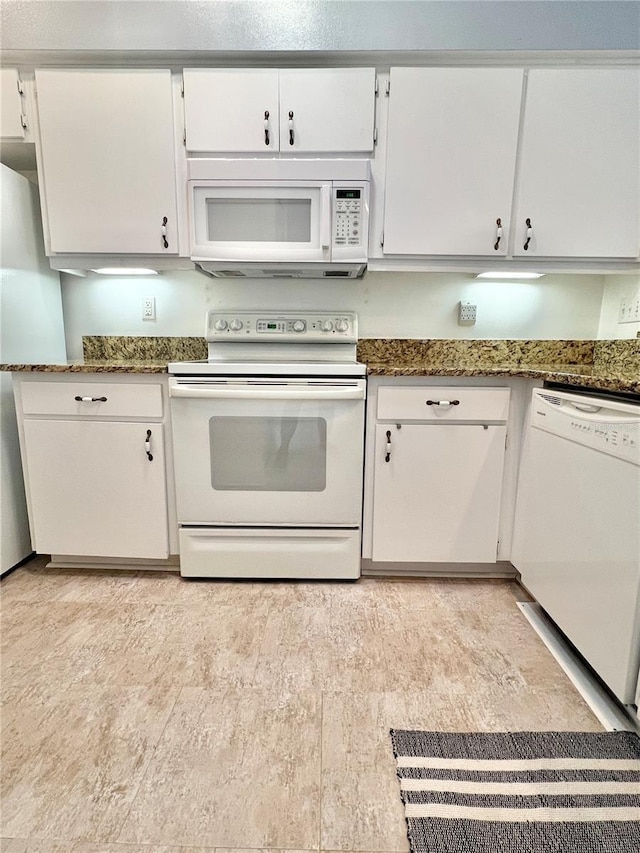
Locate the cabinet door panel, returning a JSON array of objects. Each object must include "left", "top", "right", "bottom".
[
  {"left": 383, "top": 68, "right": 523, "bottom": 255},
  {"left": 514, "top": 69, "right": 640, "bottom": 258},
  {"left": 24, "top": 420, "right": 169, "bottom": 559},
  {"left": 36, "top": 69, "right": 178, "bottom": 254},
  {"left": 183, "top": 69, "right": 279, "bottom": 153},
  {"left": 278, "top": 68, "right": 376, "bottom": 153},
  {"left": 372, "top": 423, "right": 506, "bottom": 563}
]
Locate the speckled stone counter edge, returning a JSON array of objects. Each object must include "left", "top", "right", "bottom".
[{"left": 2, "top": 336, "right": 638, "bottom": 393}]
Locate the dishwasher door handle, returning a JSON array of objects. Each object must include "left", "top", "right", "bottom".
[{"left": 572, "top": 403, "right": 602, "bottom": 413}]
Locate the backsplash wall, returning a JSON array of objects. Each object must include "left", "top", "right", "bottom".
[
  {"left": 598, "top": 274, "right": 640, "bottom": 340},
  {"left": 60, "top": 270, "right": 606, "bottom": 360}
]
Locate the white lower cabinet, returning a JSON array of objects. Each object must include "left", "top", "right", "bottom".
[
  {"left": 15, "top": 374, "right": 173, "bottom": 561},
  {"left": 23, "top": 420, "right": 168, "bottom": 559},
  {"left": 368, "top": 385, "right": 510, "bottom": 566}
]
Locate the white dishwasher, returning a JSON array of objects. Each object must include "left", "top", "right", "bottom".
[{"left": 512, "top": 386, "right": 640, "bottom": 707}]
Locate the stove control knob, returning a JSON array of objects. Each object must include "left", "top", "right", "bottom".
[
  {"left": 214, "top": 318, "right": 228, "bottom": 331},
  {"left": 292, "top": 320, "right": 305, "bottom": 332},
  {"left": 321, "top": 320, "right": 334, "bottom": 332},
  {"left": 335, "top": 318, "right": 349, "bottom": 333},
  {"left": 229, "top": 319, "right": 243, "bottom": 331}
]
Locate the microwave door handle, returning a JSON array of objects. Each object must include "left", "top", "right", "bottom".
[
  {"left": 170, "top": 384, "right": 365, "bottom": 401},
  {"left": 321, "top": 185, "right": 332, "bottom": 250}
]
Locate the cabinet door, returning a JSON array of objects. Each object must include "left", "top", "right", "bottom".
[
  {"left": 383, "top": 68, "right": 523, "bottom": 255},
  {"left": 0, "top": 69, "right": 25, "bottom": 139},
  {"left": 278, "top": 68, "right": 376, "bottom": 153},
  {"left": 183, "top": 69, "right": 279, "bottom": 153},
  {"left": 23, "top": 420, "right": 169, "bottom": 559},
  {"left": 371, "top": 423, "right": 506, "bottom": 563},
  {"left": 514, "top": 69, "right": 640, "bottom": 258},
  {"left": 35, "top": 69, "right": 178, "bottom": 254}
]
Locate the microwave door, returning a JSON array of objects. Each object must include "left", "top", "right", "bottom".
[{"left": 190, "top": 181, "right": 331, "bottom": 262}]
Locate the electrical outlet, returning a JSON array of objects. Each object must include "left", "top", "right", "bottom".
[
  {"left": 458, "top": 301, "right": 477, "bottom": 326},
  {"left": 619, "top": 296, "right": 640, "bottom": 324},
  {"left": 142, "top": 297, "right": 156, "bottom": 321}
]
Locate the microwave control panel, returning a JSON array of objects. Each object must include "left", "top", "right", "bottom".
[
  {"left": 334, "top": 188, "right": 363, "bottom": 247},
  {"left": 333, "top": 187, "right": 364, "bottom": 246}
]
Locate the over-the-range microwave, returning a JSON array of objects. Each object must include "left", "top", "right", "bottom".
[{"left": 187, "top": 159, "right": 370, "bottom": 278}]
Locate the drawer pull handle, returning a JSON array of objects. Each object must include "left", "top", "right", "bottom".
[
  {"left": 426, "top": 399, "right": 460, "bottom": 407},
  {"left": 75, "top": 395, "right": 108, "bottom": 402},
  {"left": 385, "top": 429, "right": 392, "bottom": 462},
  {"left": 145, "top": 429, "right": 153, "bottom": 462},
  {"left": 288, "top": 110, "right": 294, "bottom": 145}
]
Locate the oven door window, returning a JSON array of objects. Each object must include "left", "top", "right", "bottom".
[{"left": 210, "top": 416, "right": 327, "bottom": 492}]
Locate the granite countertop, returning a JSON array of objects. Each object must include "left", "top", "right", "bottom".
[
  {"left": 363, "top": 362, "right": 640, "bottom": 393},
  {"left": 0, "top": 359, "right": 171, "bottom": 374},
  {"left": 2, "top": 336, "right": 639, "bottom": 394},
  {"left": 358, "top": 338, "right": 640, "bottom": 394}
]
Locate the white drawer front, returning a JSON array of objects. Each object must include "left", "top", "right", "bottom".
[
  {"left": 179, "top": 527, "right": 361, "bottom": 579},
  {"left": 21, "top": 381, "right": 164, "bottom": 418},
  {"left": 376, "top": 386, "right": 510, "bottom": 422}
]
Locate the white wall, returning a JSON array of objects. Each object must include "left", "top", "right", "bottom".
[
  {"left": 597, "top": 274, "right": 640, "bottom": 339},
  {"left": 61, "top": 269, "right": 605, "bottom": 359}
]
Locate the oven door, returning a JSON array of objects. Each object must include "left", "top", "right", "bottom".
[
  {"left": 189, "top": 181, "right": 332, "bottom": 262},
  {"left": 169, "top": 377, "right": 366, "bottom": 525}
]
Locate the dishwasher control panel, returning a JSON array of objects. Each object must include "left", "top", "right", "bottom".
[{"left": 532, "top": 391, "right": 640, "bottom": 466}]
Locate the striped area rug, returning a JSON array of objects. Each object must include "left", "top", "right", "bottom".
[{"left": 391, "top": 730, "right": 640, "bottom": 852}]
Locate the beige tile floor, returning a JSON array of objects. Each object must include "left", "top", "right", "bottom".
[{"left": 1, "top": 557, "right": 602, "bottom": 851}]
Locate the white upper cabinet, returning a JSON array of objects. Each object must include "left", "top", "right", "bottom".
[
  {"left": 35, "top": 69, "right": 179, "bottom": 254},
  {"left": 513, "top": 69, "right": 640, "bottom": 258},
  {"left": 383, "top": 68, "right": 524, "bottom": 256},
  {"left": 183, "top": 69, "right": 279, "bottom": 153},
  {"left": 183, "top": 68, "right": 376, "bottom": 154},
  {"left": 277, "top": 68, "right": 376, "bottom": 153},
  {"left": 0, "top": 68, "right": 26, "bottom": 139}
]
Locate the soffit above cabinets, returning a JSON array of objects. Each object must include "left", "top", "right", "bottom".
[{"left": 2, "top": 0, "right": 638, "bottom": 55}]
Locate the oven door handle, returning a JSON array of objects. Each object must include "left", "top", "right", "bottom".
[{"left": 169, "top": 384, "right": 366, "bottom": 401}]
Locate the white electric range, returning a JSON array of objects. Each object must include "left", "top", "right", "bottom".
[{"left": 168, "top": 310, "right": 366, "bottom": 579}]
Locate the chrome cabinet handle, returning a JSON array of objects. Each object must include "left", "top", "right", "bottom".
[
  {"left": 494, "top": 217, "right": 503, "bottom": 251},
  {"left": 264, "top": 110, "right": 270, "bottom": 145},
  {"left": 145, "top": 429, "right": 153, "bottom": 461},
  {"left": 426, "top": 399, "right": 460, "bottom": 407},
  {"left": 161, "top": 216, "right": 168, "bottom": 249},
  {"left": 288, "top": 110, "right": 294, "bottom": 145},
  {"left": 75, "top": 395, "right": 107, "bottom": 402},
  {"left": 523, "top": 217, "right": 532, "bottom": 251},
  {"left": 384, "top": 430, "right": 392, "bottom": 462}
]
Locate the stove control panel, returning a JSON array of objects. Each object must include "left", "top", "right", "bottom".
[{"left": 206, "top": 311, "right": 358, "bottom": 343}]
